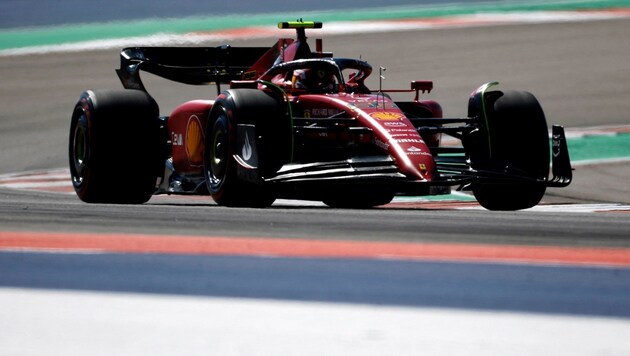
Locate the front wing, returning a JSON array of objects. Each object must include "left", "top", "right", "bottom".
[{"left": 236, "top": 125, "right": 572, "bottom": 195}]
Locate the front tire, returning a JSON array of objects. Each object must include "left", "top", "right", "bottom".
[
  {"left": 68, "top": 89, "right": 162, "bottom": 204},
  {"left": 203, "top": 90, "right": 278, "bottom": 207},
  {"left": 469, "top": 90, "right": 550, "bottom": 210}
]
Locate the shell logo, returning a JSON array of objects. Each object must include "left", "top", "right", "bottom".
[
  {"left": 370, "top": 111, "right": 403, "bottom": 121},
  {"left": 186, "top": 115, "right": 204, "bottom": 166}
]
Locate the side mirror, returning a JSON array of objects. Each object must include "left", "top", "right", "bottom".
[{"left": 411, "top": 81, "right": 433, "bottom": 101}]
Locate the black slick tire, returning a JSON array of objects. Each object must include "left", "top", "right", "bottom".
[
  {"left": 68, "top": 89, "right": 162, "bottom": 204},
  {"left": 470, "top": 90, "right": 550, "bottom": 211},
  {"left": 203, "top": 89, "right": 279, "bottom": 208}
]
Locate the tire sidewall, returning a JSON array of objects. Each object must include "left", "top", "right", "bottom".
[
  {"left": 69, "top": 99, "right": 93, "bottom": 198},
  {"left": 204, "top": 105, "right": 235, "bottom": 201}
]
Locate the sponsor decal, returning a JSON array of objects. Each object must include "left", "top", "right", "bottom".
[
  {"left": 396, "top": 138, "right": 423, "bottom": 144},
  {"left": 384, "top": 121, "right": 407, "bottom": 127},
  {"left": 314, "top": 108, "right": 340, "bottom": 116},
  {"left": 237, "top": 125, "right": 258, "bottom": 167},
  {"left": 370, "top": 111, "right": 403, "bottom": 121},
  {"left": 304, "top": 108, "right": 340, "bottom": 117},
  {"left": 242, "top": 131, "right": 253, "bottom": 161},
  {"left": 186, "top": 115, "right": 204, "bottom": 166},
  {"left": 171, "top": 132, "right": 183, "bottom": 146},
  {"left": 406, "top": 146, "right": 433, "bottom": 156},
  {"left": 387, "top": 129, "right": 418, "bottom": 134}
]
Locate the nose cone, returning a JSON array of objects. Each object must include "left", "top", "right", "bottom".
[
  {"left": 333, "top": 93, "right": 438, "bottom": 182},
  {"left": 362, "top": 110, "right": 436, "bottom": 181},
  {"left": 392, "top": 140, "right": 436, "bottom": 181}
]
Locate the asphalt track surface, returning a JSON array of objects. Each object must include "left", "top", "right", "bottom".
[
  {"left": 1, "top": 18, "right": 630, "bottom": 238},
  {"left": 2, "top": 17, "right": 630, "bottom": 201},
  {"left": 2, "top": 17, "right": 630, "bottom": 355}
]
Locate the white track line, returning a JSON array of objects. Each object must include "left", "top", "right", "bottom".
[{"left": 1, "top": 287, "right": 629, "bottom": 356}]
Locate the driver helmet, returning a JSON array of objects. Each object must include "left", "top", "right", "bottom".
[{"left": 292, "top": 68, "right": 336, "bottom": 91}]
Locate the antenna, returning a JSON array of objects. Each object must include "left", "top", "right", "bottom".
[{"left": 378, "top": 66, "right": 386, "bottom": 109}]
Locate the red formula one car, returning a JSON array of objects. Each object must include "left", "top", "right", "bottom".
[{"left": 69, "top": 21, "right": 572, "bottom": 210}]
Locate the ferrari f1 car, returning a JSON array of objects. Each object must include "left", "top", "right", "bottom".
[{"left": 69, "top": 21, "right": 572, "bottom": 210}]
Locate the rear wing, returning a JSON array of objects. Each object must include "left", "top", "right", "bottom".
[
  {"left": 116, "top": 45, "right": 272, "bottom": 92},
  {"left": 116, "top": 21, "right": 326, "bottom": 93}
]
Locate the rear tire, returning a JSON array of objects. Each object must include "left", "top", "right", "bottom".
[
  {"left": 469, "top": 90, "right": 550, "bottom": 211},
  {"left": 68, "top": 89, "right": 162, "bottom": 204}
]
